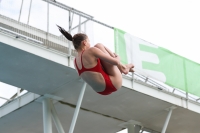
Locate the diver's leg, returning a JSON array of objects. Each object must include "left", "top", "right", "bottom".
[
  {"left": 94, "top": 43, "right": 134, "bottom": 74},
  {"left": 94, "top": 43, "right": 134, "bottom": 89},
  {"left": 94, "top": 43, "right": 120, "bottom": 76},
  {"left": 94, "top": 43, "right": 122, "bottom": 89}
]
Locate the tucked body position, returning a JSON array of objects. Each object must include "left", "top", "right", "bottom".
[{"left": 57, "top": 25, "right": 134, "bottom": 95}]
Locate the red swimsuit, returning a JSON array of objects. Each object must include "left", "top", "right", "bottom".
[{"left": 74, "top": 51, "right": 117, "bottom": 95}]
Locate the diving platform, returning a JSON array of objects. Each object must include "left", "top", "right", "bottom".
[
  {"left": 0, "top": 1, "right": 200, "bottom": 133},
  {"left": 1, "top": 35, "right": 200, "bottom": 132}
]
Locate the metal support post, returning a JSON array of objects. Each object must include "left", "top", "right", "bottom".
[
  {"left": 69, "top": 82, "right": 87, "bottom": 133},
  {"left": 69, "top": 10, "right": 74, "bottom": 33},
  {"left": 51, "top": 102, "right": 65, "bottom": 133},
  {"left": 17, "top": 88, "right": 20, "bottom": 98},
  {"left": 46, "top": 1, "right": 49, "bottom": 46},
  {"left": 127, "top": 124, "right": 141, "bottom": 133},
  {"left": 47, "top": 2, "right": 49, "bottom": 33},
  {"left": 186, "top": 93, "right": 188, "bottom": 108},
  {"left": 18, "top": 0, "right": 24, "bottom": 22},
  {"left": 69, "top": 11, "right": 71, "bottom": 32},
  {"left": 132, "top": 73, "right": 134, "bottom": 89},
  {"left": 145, "top": 77, "right": 148, "bottom": 83},
  {"left": 36, "top": 94, "right": 64, "bottom": 133},
  {"left": 27, "top": 0, "right": 32, "bottom": 25},
  {"left": 78, "top": 15, "right": 81, "bottom": 32},
  {"left": 68, "top": 10, "right": 74, "bottom": 66},
  {"left": 119, "top": 120, "right": 142, "bottom": 133},
  {"left": 42, "top": 98, "right": 52, "bottom": 133},
  {"left": 161, "top": 106, "right": 176, "bottom": 133},
  {"left": 84, "top": 23, "right": 86, "bottom": 33},
  {"left": 68, "top": 11, "right": 71, "bottom": 66}
]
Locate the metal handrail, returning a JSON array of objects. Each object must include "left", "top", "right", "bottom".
[
  {"left": 1, "top": 20, "right": 200, "bottom": 104},
  {"left": 1, "top": 0, "right": 200, "bottom": 104}
]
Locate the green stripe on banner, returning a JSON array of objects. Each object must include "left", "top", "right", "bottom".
[
  {"left": 114, "top": 27, "right": 200, "bottom": 97},
  {"left": 114, "top": 28, "right": 128, "bottom": 65},
  {"left": 140, "top": 44, "right": 200, "bottom": 96},
  {"left": 185, "top": 59, "right": 200, "bottom": 96},
  {"left": 139, "top": 44, "right": 186, "bottom": 91}
]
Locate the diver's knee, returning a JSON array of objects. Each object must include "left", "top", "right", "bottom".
[{"left": 94, "top": 43, "right": 104, "bottom": 48}]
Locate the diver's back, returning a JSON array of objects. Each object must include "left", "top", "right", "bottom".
[{"left": 74, "top": 50, "right": 106, "bottom": 92}]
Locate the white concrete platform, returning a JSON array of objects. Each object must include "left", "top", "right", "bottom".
[{"left": 1, "top": 18, "right": 200, "bottom": 133}]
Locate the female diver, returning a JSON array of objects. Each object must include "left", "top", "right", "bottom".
[{"left": 57, "top": 25, "right": 134, "bottom": 95}]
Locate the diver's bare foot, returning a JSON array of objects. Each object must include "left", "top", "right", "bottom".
[
  {"left": 125, "top": 64, "right": 134, "bottom": 73},
  {"left": 117, "top": 63, "right": 134, "bottom": 74},
  {"left": 129, "top": 68, "right": 134, "bottom": 72},
  {"left": 117, "top": 63, "right": 129, "bottom": 74}
]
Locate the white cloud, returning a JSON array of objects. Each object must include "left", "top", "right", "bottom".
[
  {"left": 0, "top": 82, "right": 18, "bottom": 106},
  {"left": 0, "top": 0, "right": 22, "bottom": 20},
  {"left": 57, "top": 0, "right": 200, "bottom": 63}
]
